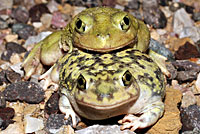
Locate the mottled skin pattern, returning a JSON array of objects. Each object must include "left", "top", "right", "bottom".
[{"left": 58, "top": 48, "right": 165, "bottom": 131}]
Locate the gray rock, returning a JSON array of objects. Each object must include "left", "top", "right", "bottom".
[
  {"left": 172, "top": 8, "right": 200, "bottom": 42},
  {"left": 192, "top": 12, "right": 200, "bottom": 22},
  {"left": 0, "top": 92, "right": 6, "bottom": 108},
  {"left": 142, "top": 1, "right": 167, "bottom": 28},
  {"left": 24, "top": 31, "right": 52, "bottom": 46},
  {"left": 126, "top": 0, "right": 140, "bottom": 10},
  {"left": 12, "top": 6, "right": 29, "bottom": 23},
  {"left": 149, "top": 39, "right": 175, "bottom": 61},
  {"left": 45, "top": 114, "right": 66, "bottom": 133},
  {"left": 181, "top": 105, "right": 200, "bottom": 132},
  {"left": 3, "top": 81, "right": 45, "bottom": 103},
  {"left": 0, "top": 0, "right": 13, "bottom": 10},
  {"left": 143, "top": 0, "right": 158, "bottom": 8},
  {"left": 171, "top": 60, "right": 200, "bottom": 82},
  {"left": 0, "top": 17, "right": 8, "bottom": 29},
  {"left": 179, "top": 26, "right": 200, "bottom": 43}
]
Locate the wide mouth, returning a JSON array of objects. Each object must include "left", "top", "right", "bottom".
[
  {"left": 76, "top": 93, "right": 138, "bottom": 110},
  {"left": 75, "top": 39, "right": 136, "bottom": 52}
]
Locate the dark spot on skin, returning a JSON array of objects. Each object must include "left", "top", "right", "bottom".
[
  {"left": 77, "top": 56, "right": 86, "bottom": 62},
  {"left": 154, "top": 69, "right": 162, "bottom": 80},
  {"left": 134, "top": 61, "right": 145, "bottom": 69},
  {"left": 79, "top": 66, "right": 88, "bottom": 70},
  {"left": 119, "top": 64, "right": 124, "bottom": 68},
  {"left": 142, "top": 55, "right": 154, "bottom": 62},
  {"left": 62, "top": 69, "right": 66, "bottom": 80},
  {"left": 135, "top": 55, "right": 142, "bottom": 60},
  {"left": 103, "top": 56, "right": 108, "bottom": 59},
  {"left": 85, "top": 57, "right": 90, "bottom": 60},
  {"left": 69, "top": 60, "right": 76, "bottom": 66},
  {"left": 94, "top": 56, "right": 103, "bottom": 62},
  {"left": 152, "top": 83, "right": 156, "bottom": 89}
]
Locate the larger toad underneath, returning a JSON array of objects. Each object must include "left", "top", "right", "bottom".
[{"left": 57, "top": 48, "right": 165, "bottom": 131}]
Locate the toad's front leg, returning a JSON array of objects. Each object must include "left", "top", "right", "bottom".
[
  {"left": 119, "top": 100, "right": 164, "bottom": 131},
  {"left": 59, "top": 94, "right": 79, "bottom": 128}
]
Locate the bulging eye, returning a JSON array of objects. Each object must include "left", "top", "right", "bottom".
[
  {"left": 122, "top": 70, "right": 133, "bottom": 86},
  {"left": 120, "top": 15, "right": 130, "bottom": 31},
  {"left": 77, "top": 74, "right": 86, "bottom": 90},
  {"left": 75, "top": 18, "right": 86, "bottom": 33}
]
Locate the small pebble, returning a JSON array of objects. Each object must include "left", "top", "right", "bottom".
[
  {"left": 29, "top": 3, "right": 50, "bottom": 22},
  {"left": 45, "top": 114, "right": 66, "bottom": 133},
  {"left": 192, "top": 12, "right": 200, "bottom": 21},
  {"left": 169, "top": 2, "right": 183, "bottom": 12},
  {"left": 173, "top": 8, "right": 193, "bottom": 36},
  {"left": 51, "top": 12, "right": 67, "bottom": 28},
  {"left": 24, "top": 31, "right": 52, "bottom": 46},
  {"left": 0, "top": 70, "right": 9, "bottom": 85},
  {"left": 143, "top": 0, "right": 158, "bottom": 8},
  {"left": 179, "top": 26, "right": 200, "bottom": 43},
  {"left": 172, "top": 60, "right": 200, "bottom": 72},
  {"left": 5, "top": 42, "right": 26, "bottom": 54},
  {"left": 12, "top": 23, "right": 28, "bottom": 33},
  {"left": 126, "top": 0, "right": 140, "bottom": 10},
  {"left": 0, "top": 0, "right": 13, "bottom": 10},
  {"left": 181, "top": 91, "right": 197, "bottom": 108},
  {"left": 45, "top": 92, "right": 60, "bottom": 115},
  {"left": 5, "top": 70, "right": 21, "bottom": 83},
  {"left": 47, "top": 0, "right": 59, "bottom": 13},
  {"left": 174, "top": 42, "right": 200, "bottom": 60},
  {"left": 182, "top": 128, "right": 200, "bottom": 134},
  {"left": 0, "top": 92, "right": 6, "bottom": 108},
  {"left": 40, "top": 13, "right": 53, "bottom": 28},
  {"left": 4, "top": 34, "right": 18, "bottom": 42},
  {"left": 12, "top": 6, "right": 29, "bottom": 23},
  {"left": 166, "top": 62, "right": 177, "bottom": 80},
  {"left": 171, "top": 60, "right": 200, "bottom": 82},
  {"left": 24, "top": 115, "right": 44, "bottom": 133},
  {"left": 3, "top": 81, "right": 45, "bottom": 103},
  {"left": 180, "top": 105, "right": 200, "bottom": 132},
  {"left": 16, "top": 24, "right": 36, "bottom": 40},
  {"left": 32, "top": 22, "right": 43, "bottom": 28},
  {"left": 0, "top": 107, "right": 15, "bottom": 130},
  {"left": 0, "top": 17, "right": 8, "bottom": 29},
  {"left": 1, "top": 50, "right": 13, "bottom": 61},
  {"left": 149, "top": 39, "right": 175, "bottom": 61},
  {"left": 142, "top": 0, "right": 167, "bottom": 28},
  {"left": 1, "top": 42, "right": 26, "bottom": 61}
]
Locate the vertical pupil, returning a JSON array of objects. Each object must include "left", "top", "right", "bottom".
[
  {"left": 125, "top": 73, "right": 131, "bottom": 81},
  {"left": 123, "top": 16, "right": 129, "bottom": 25},
  {"left": 76, "top": 19, "right": 82, "bottom": 29},
  {"left": 78, "top": 78, "right": 83, "bottom": 85}
]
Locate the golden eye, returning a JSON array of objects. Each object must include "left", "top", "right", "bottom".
[
  {"left": 120, "top": 15, "right": 130, "bottom": 31},
  {"left": 77, "top": 74, "right": 86, "bottom": 90},
  {"left": 75, "top": 18, "right": 86, "bottom": 33},
  {"left": 122, "top": 70, "right": 133, "bottom": 86}
]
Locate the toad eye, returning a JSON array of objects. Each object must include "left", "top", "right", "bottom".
[
  {"left": 77, "top": 74, "right": 86, "bottom": 90},
  {"left": 75, "top": 18, "right": 86, "bottom": 33},
  {"left": 120, "top": 15, "right": 130, "bottom": 31},
  {"left": 122, "top": 70, "right": 133, "bottom": 86}
]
